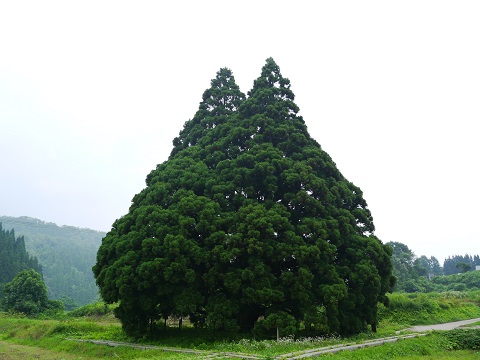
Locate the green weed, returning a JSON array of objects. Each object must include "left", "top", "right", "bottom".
[
  {"left": 1, "top": 291, "right": 480, "bottom": 359},
  {"left": 378, "top": 291, "right": 480, "bottom": 328}
]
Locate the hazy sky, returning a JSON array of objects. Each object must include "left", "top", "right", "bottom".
[{"left": 1, "top": 1, "right": 479, "bottom": 263}]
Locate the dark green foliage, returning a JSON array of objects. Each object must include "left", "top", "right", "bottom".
[
  {"left": 378, "top": 292, "right": 480, "bottom": 327},
  {"left": 67, "top": 301, "right": 115, "bottom": 317},
  {"left": 0, "top": 216, "right": 104, "bottom": 306},
  {"left": 59, "top": 296, "right": 81, "bottom": 311},
  {"left": 0, "top": 223, "right": 42, "bottom": 297},
  {"left": 94, "top": 58, "right": 394, "bottom": 338},
  {"left": 386, "top": 241, "right": 480, "bottom": 293},
  {"left": 171, "top": 67, "right": 246, "bottom": 158},
  {"left": 253, "top": 311, "right": 297, "bottom": 339},
  {"left": 431, "top": 270, "right": 480, "bottom": 291},
  {"left": 386, "top": 241, "right": 443, "bottom": 292},
  {"left": 385, "top": 266, "right": 480, "bottom": 294},
  {"left": 2, "top": 268, "right": 63, "bottom": 315},
  {"left": 456, "top": 262, "right": 472, "bottom": 273},
  {"left": 387, "top": 242, "right": 480, "bottom": 293},
  {"left": 416, "top": 255, "right": 443, "bottom": 276},
  {"left": 444, "top": 329, "right": 480, "bottom": 350},
  {"left": 444, "top": 254, "right": 480, "bottom": 275}
]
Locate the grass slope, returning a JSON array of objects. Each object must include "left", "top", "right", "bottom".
[
  {"left": 1, "top": 316, "right": 479, "bottom": 359},
  {"left": 378, "top": 291, "right": 480, "bottom": 329},
  {"left": 1, "top": 291, "right": 480, "bottom": 359}
]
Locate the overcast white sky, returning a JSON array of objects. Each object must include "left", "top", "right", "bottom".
[{"left": 1, "top": 1, "right": 479, "bottom": 263}]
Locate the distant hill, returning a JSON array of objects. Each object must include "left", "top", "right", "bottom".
[{"left": 0, "top": 216, "right": 105, "bottom": 306}]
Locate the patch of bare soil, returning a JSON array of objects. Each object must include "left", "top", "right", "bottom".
[{"left": 0, "top": 341, "right": 82, "bottom": 360}]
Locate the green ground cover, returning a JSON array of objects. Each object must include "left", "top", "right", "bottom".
[
  {"left": 311, "top": 331, "right": 480, "bottom": 360},
  {"left": 377, "top": 291, "right": 480, "bottom": 330},
  {"left": 0, "top": 291, "right": 479, "bottom": 359}
]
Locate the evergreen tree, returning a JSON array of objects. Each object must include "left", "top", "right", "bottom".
[
  {"left": 0, "top": 223, "right": 42, "bottom": 297},
  {"left": 385, "top": 241, "right": 445, "bottom": 292},
  {"left": 171, "top": 67, "right": 246, "bottom": 157},
  {"left": 444, "top": 254, "right": 479, "bottom": 275},
  {"left": 93, "top": 58, "right": 394, "bottom": 337}
]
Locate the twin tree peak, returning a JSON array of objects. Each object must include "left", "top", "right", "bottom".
[{"left": 93, "top": 58, "right": 394, "bottom": 337}]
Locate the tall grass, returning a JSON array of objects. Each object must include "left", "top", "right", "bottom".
[
  {"left": 1, "top": 315, "right": 479, "bottom": 359},
  {"left": 0, "top": 314, "right": 195, "bottom": 359},
  {"left": 1, "top": 291, "right": 479, "bottom": 359},
  {"left": 378, "top": 291, "right": 480, "bottom": 328},
  {"left": 308, "top": 332, "right": 480, "bottom": 360}
]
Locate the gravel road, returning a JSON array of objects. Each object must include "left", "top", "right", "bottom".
[
  {"left": 408, "top": 317, "right": 480, "bottom": 332},
  {"left": 70, "top": 318, "right": 480, "bottom": 359}
]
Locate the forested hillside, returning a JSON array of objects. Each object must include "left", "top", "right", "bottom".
[
  {"left": 0, "top": 216, "right": 105, "bottom": 306},
  {"left": 0, "top": 223, "right": 43, "bottom": 297}
]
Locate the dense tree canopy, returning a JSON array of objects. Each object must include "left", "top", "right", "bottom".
[
  {"left": 444, "top": 254, "right": 480, "bottom": 276},
  {"left": 0, "top": 216, "right": 104, "bottom": 306},
  {"left": 431, "top": 269, "right": 480, "bottom": 291},
  {"left": 93, "top": 58, "right": 395, "bottom": 337},
  {"left": 0, "top": 223, "right": 42, "bottom": 297},
  {"left": 2, "top": 268, "right": 62, "bottom": 315},
  {"left": 386, "top": 241, "right": 444, "bottom": 292}
]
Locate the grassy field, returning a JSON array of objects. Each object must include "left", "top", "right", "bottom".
[
  {"left": 304, "top": 332, "right": 480, "bottom": 360},
  {"left": 377, "top": 290, "right": 480, "bottom": 330},
  {"left": 0, "top": 291, "right": 479, "bottom": 359}
]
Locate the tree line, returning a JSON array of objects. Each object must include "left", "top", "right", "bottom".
[
  {"left": 0, "top": 222, "right": 42, "bottom": 297},
  {"left": 443, "top": 254, "right": 480, "bottom": 275},
  {"left": 0, "top": 223, "right": 62, "bottom": 314},
  {"left": 0, "top": 216, "right": 104, "bottom": 306},
  {"left": 387, "top": 241, "right": 479, "bottom": 292}
]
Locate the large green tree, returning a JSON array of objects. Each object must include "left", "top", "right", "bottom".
[
  {"left": 2, "top": 269, "right": 62, "bottom": 315},
  {"left": 94, "top": 58, "right": 394, "bottom": 337}
]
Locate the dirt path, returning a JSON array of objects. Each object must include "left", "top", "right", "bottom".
[
  {"left": 407, "top": 317, "right": 480, "bottom": 332},
  {"left": 73, "top": 335, "right": 428, "bottom": 359},
  {"left": 69, "top": 317, "right": 480, "bottom": 359}
]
